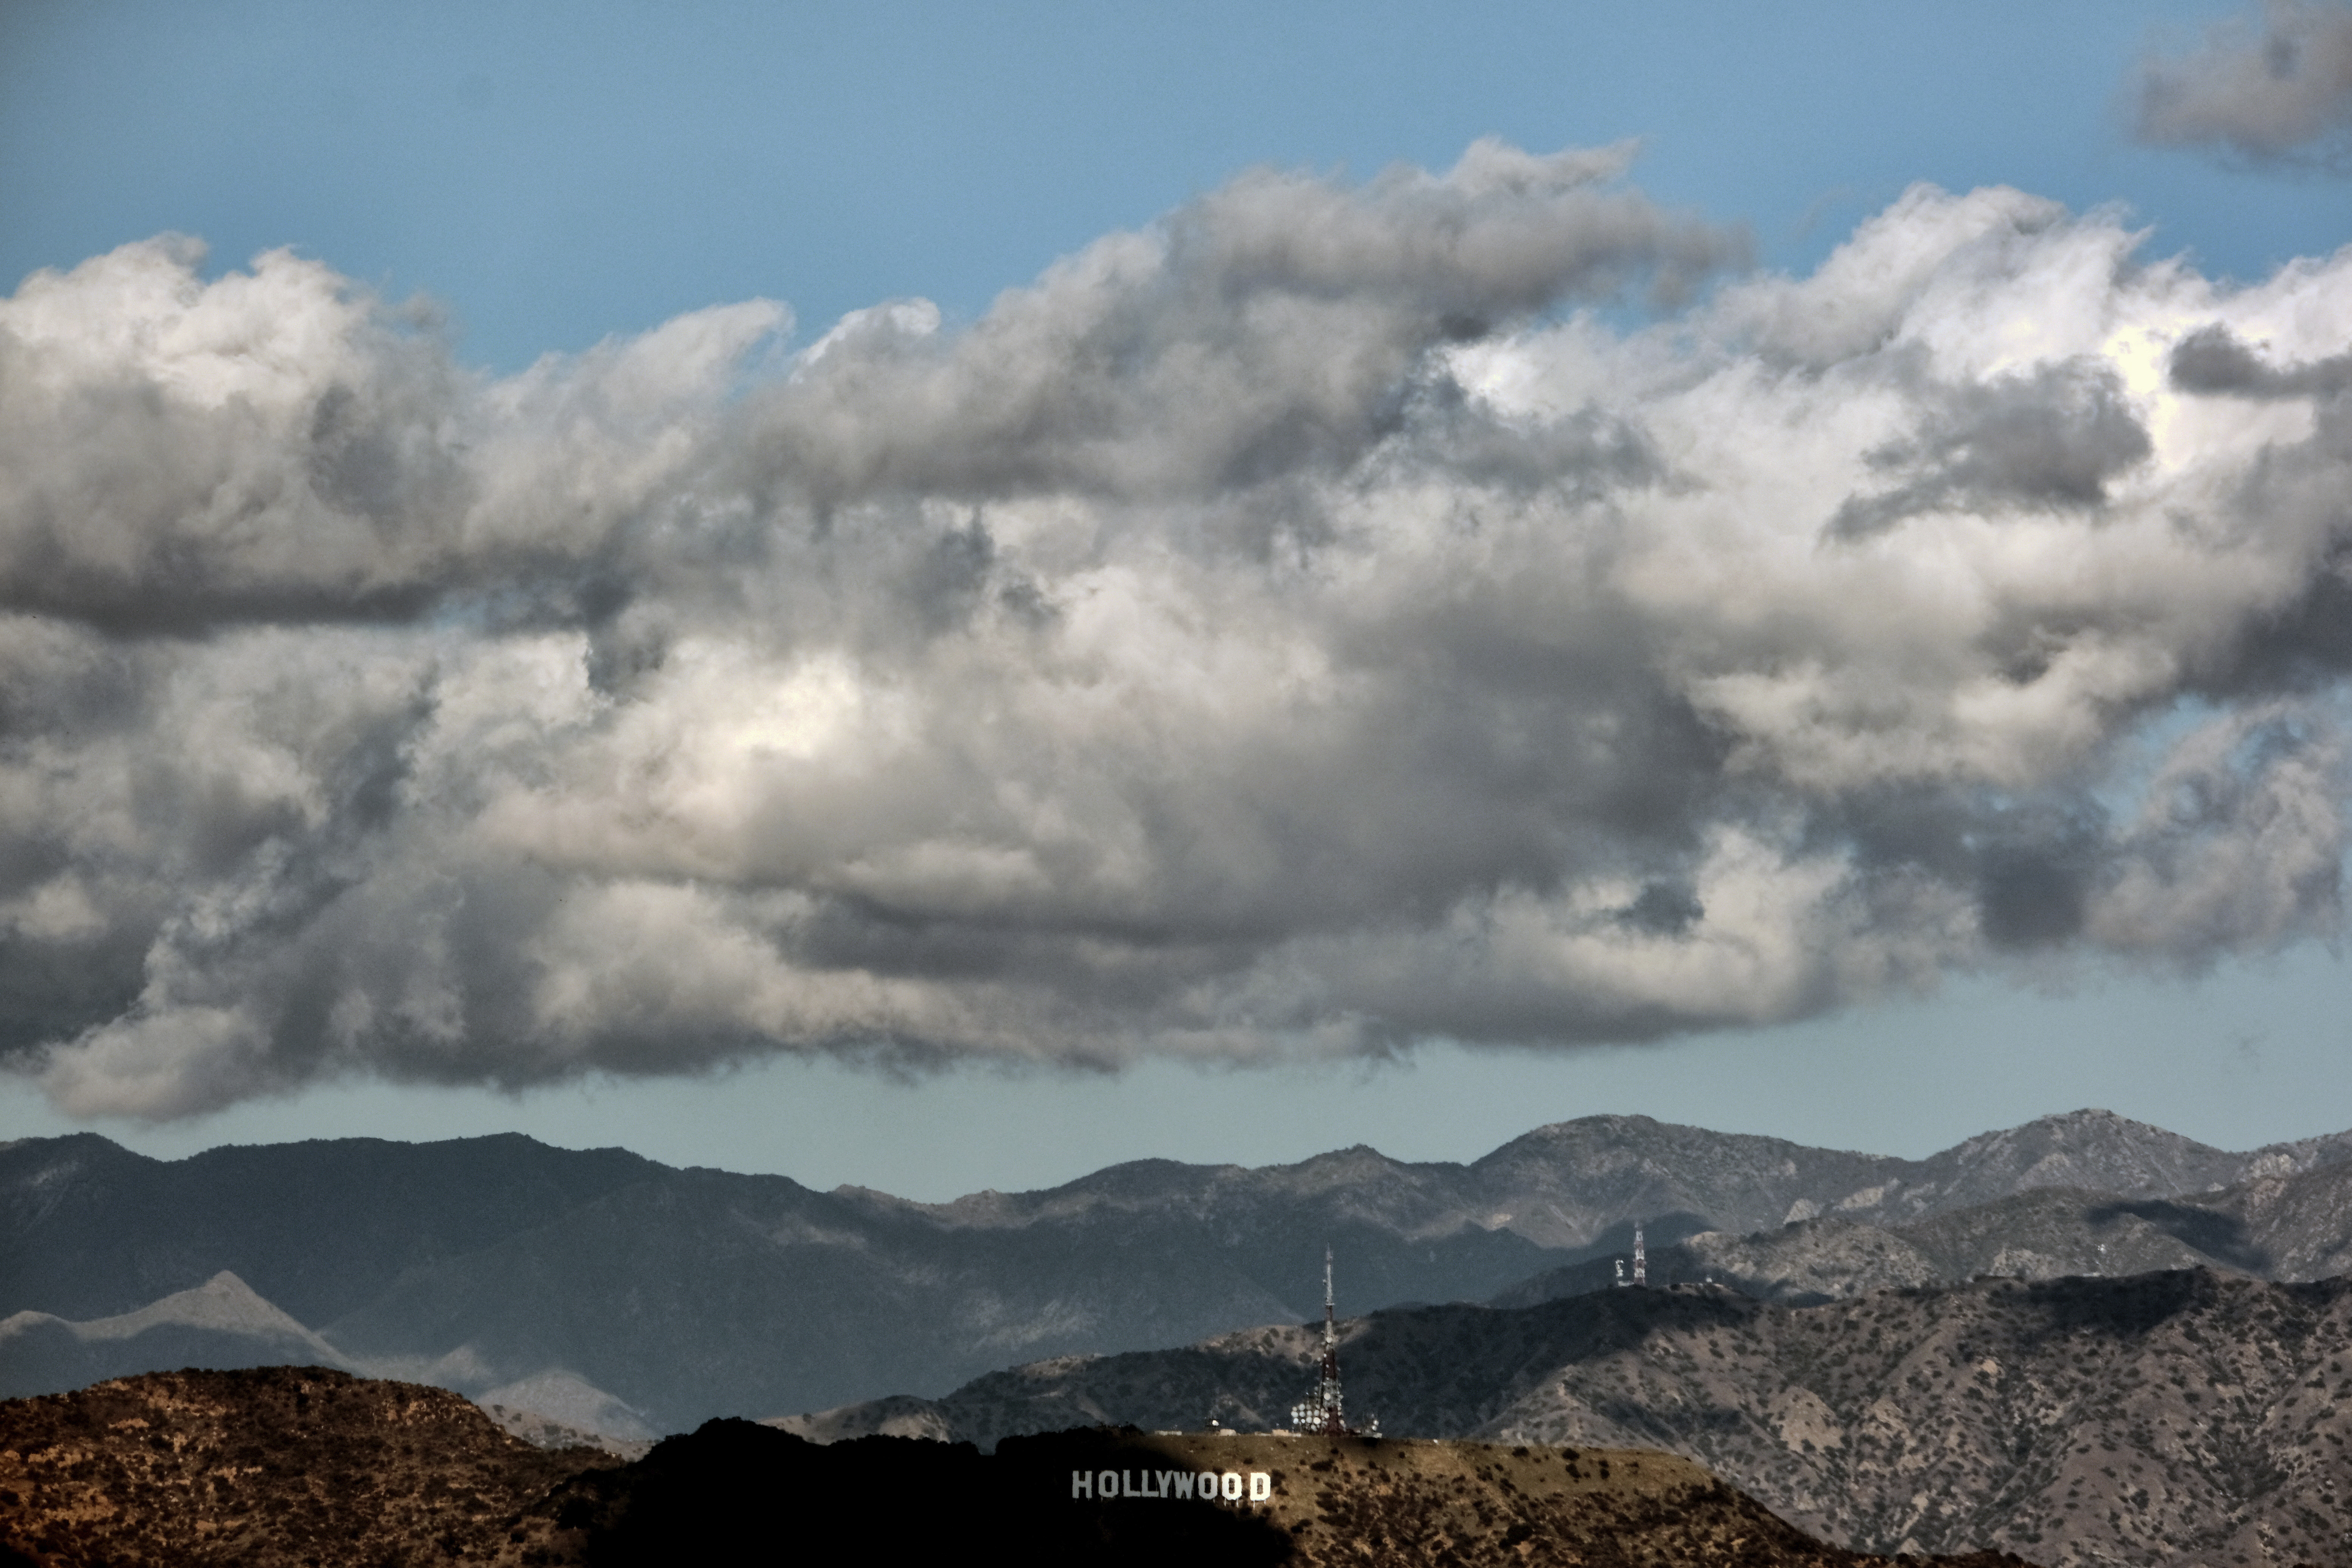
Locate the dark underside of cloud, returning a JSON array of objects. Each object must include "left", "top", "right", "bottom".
[
  {"left": 2133, "top": 0, "right": 2352, "bottom": 167},
  {"left": 1, "top": 143, "right": 2349, "bottom": 1119}
]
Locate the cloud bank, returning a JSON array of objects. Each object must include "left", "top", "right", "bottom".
[
  {"left": 2134, "top": 0, "right": 2352, "bottom": 165},
  {"left": 3, "top": 144, "right": 2350, "bottom": 1118}
]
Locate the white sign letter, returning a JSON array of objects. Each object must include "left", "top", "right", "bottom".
[
  {"left": 1248, "top": 1472, "right": 1272, "bottom": 1502},
  {"left": 1221, "top": 1472, "right": 1244, "bottom": 1502},
  {"left": 1071, "top": 1470, "right": 1092, "bottom": 1499},
  {"left": 1172, "top": 1471, "right": 1194, "bottom": 1499}
]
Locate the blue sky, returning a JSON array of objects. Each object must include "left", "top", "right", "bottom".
[
  {"left": 6, "top": 2, "right": 2337, "bottom": 371},
  {"left": 2, "top": 0, "right": 2349, "bottom": 1198}
]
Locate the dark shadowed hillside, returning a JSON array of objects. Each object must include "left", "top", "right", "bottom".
[
  {"left": 0, "top": 1133, "right": 659, "bottom": 1328},
  {"left": 552, "top": 1423, "right": 2040, "bottom": 1568},
  {"left": 0, "top": 1371, "right": 2035, "bottom": 1568}
]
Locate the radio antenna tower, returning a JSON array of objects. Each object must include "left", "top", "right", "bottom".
[
  {"left": 1289, "top": 1246, "right": 1363, "bottom": 1435},
  {"left": 1632, "top": 1222, "right": 1647, "bottom": 1287}
]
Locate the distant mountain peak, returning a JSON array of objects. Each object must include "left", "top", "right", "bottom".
[
  {"left": 80, "top": 1269, "right": 324, "bottom": 1344},
  {"left": 2010, "top": 1107, "right": 2180, "bottom": 1138}
]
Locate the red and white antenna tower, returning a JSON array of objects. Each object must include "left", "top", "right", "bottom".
[
  {"left": 1290, "top": 1246, "right": 1372, "bottom": 1435},
  {"left": 1632, "top": 1222, "right": 1647, "bottom": 1287}
]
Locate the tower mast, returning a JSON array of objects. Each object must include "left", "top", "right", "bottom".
[
  {"left": 1323, "top": 1246, "right": 1335, "bottom": 1351},
  {"left": 1317, "top": 1245, "right": 1341, "bottom": 1431},
  {"left": 1289, "top": 1244, "right": 1368, "bottom": 1435}
]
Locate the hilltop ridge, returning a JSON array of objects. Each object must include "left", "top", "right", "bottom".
[
  {"left": 0, "top": 1369, "right": 2033, "bottom": 1568},
  {"left": 9, "top": 1108, "right": 2352, "bottom": 1435}
]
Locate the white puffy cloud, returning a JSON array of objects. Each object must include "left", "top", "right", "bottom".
[{"left": 3, "top": 145, "right": 2349, "bottom": 1119}]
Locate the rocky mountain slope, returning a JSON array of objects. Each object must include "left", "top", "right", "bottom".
[
  {"left": 9, "top": 1109, "right": 2352, "bottom": 1432},
  {"left": 1496, "top": 1186, "right": 2253, "bottom": 1306},
  {"left": 0, "top": 1370, "right": 2031, "bottom": 1568},
  {"left": 797, "top": 1269, "right": 2352, "bottom": 1568},
  {"left": 2207, "top": 1160, "right": 2352, "bottom": 1281},
  {"left": 0, "top": 1367, "right": 611, "bottom": 1567},
  {"left": 1498, "top": 1150, "right": 2352, "bottom": 1309}
]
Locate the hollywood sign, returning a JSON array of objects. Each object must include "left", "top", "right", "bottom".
[{"left": 1070, "top": 1468, "right": 1274, "bottom": 1504}]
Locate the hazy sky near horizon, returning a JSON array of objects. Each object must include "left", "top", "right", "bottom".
[{"left": 3, "top": 0, "right": 2352, "bottom": 1199}]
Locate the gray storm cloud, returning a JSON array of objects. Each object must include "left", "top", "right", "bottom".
[
  {"left": 2133, "top": 0, "right": 2352, "bottom": 165},
  {"left": 3, "top": 145, "right": 2350, "bottom": 1119}
]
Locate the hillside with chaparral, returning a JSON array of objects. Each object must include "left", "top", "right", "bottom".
[
  {"left": 0, "top": 1366, "right": 2048, "bottom": 1568},
  {"left": 15, "top": 1109, "right": 2352, "bottom": 1562}
]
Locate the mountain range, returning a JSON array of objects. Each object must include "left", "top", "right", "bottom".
[
  {"left": 11, "top": 1108, "right": 2352, "bottom": 1437},
  {"left": 804, "top": 1269, "right": 2352, "bottom": 1568}
]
